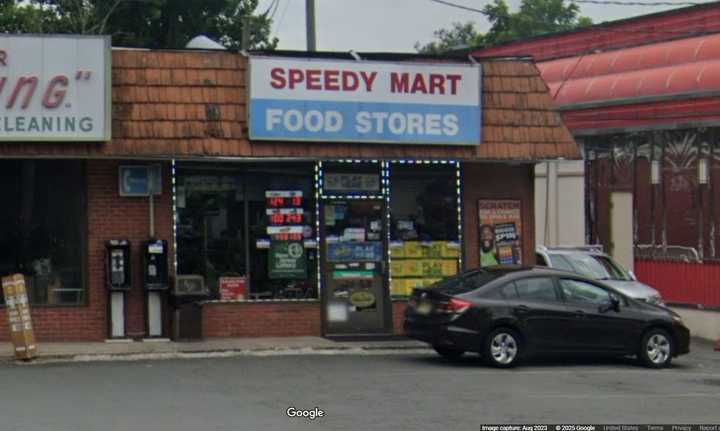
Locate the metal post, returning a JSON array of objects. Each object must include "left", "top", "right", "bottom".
[
  {"left": 149, "top": 194, "right": 155, "bottom": 238},
  {"left": 661, "top": 133, "right": 668, "bottom": 250},
  {"left": 710, "top": 130, "right": 717, "bottom": 258},
  {"left": 306, "top": 0, "right": 317, "bottom": 51},
  {"left": 697, "top": 139, "right": 704, "bottom": 260},
  {"left": 242, "top": 16, "right": 251, "bottom": 50},
  {"left": 649, "top": 135, "right": 656, "bottom": 247}
]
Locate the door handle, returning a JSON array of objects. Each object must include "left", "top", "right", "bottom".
[
  {"left": 513, "top": 305, "right": 530, "bottom": 314},
  {"left": 574, "top": 309, "right": 586, "bottom": 318}
]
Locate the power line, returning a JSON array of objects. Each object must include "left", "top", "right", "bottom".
[
  {"left": 274, "top": 0, "right": 291, "bottom": 35},
  {"left": 427, "top": 0, "right": 484, "bottom": 13}
]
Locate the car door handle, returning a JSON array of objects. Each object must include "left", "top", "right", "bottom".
[
  {"left": 513, "top": 305, "right": 530, "bottom": 314},
  {"left": 573, "top": 309, "right": 586, "bottom": 318}
]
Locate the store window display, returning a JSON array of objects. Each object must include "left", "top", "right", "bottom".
[
  {"left": 0, "top": 160, "right": 86, "bottom": 306},
  {"left": 388, "top": 163, "right": 460, "bottom": 298},
  {"left": 175, "top": 162, "right": 317, "bottom": 300}
]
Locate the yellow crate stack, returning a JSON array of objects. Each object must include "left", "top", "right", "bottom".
[{"left": 389, "top": 241, "right": 460, "bottom": 298}]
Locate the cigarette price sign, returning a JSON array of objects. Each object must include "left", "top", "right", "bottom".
[
  {"left": 265, "top": 190, "right": 305, "bottom": 240},
  {"left": 266, "top": 190, "right": 303, "bottom": 208},
  {"left": 267, "top": 208, "right": 304, "bottom": 225}
]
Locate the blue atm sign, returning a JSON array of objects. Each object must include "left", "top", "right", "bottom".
[
  {"left": 248, "top": 57, "right": 482, "bottom": 146},
  {"left": 118, "top": 166, "right": 162, "bottom": 197}
]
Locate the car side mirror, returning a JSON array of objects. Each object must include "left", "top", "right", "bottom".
[
  {"left": 628, "top": 270, "right": 637, "bottom": 281},
  {"left": 600, "top": 295, "right": 621, "bottom": 313}
]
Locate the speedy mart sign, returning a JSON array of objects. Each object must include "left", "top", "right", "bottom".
[
  {"left": 249, "top": 57, "right": 481, "bottom": 145},
  {"left": 0, "top": 35, "right": 110, "bottom": 141}
]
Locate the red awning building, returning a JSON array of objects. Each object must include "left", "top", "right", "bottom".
[{"left": 474, "top": 2, "right": 720, "bottom": 308}]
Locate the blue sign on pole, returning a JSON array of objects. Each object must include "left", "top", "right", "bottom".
[{"left": 119, "top": 166, "right": 162, "bottom": 197}]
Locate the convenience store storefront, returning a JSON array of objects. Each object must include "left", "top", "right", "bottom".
[
  {"left": 175, "top": 158, "right": 463, "bottom": 335},
  {"left": 1, "top": 39, "right": 579, "bottom": 341}
]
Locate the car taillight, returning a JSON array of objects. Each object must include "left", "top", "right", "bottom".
[{"left": 437, "top": 298, "right": 472, "bottom": 314}]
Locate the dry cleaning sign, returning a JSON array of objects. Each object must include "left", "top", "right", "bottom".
[
  {"left": 249, "top": 57, "right": 481, "bottom": 145},
  {"left": 0, "top": 35, "right": 110, "bottom": 141}
]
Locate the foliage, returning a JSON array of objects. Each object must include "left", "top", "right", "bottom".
[
  {"left": 417, "top": 0, "right": 592, "bottom": 53},
  {"left": 0, "top": 0, "right": 277, "bottom": 50}
]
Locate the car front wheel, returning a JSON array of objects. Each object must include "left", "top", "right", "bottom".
[
  {"left": 638, "top": 328, "right": 673, "bottom": 368},
  {"left": 484, "top": 328, "right": 521, "bottom": 368}
]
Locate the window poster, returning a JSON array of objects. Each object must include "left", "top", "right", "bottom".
[{"left": 478, "top": 200, "right": 522, "bottom": 267}]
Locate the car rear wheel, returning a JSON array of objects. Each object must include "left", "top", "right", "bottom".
[
  {"left": 638, "top": 328, "right": 673, "bottom": 368},
  {"left": 484, "top": 328, "right": 521, "bottom": 368},
  {"left": 433, "top": 345, "right": 465, "bottom": 360}
]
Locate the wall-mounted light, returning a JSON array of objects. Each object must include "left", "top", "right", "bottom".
[
  {"left": 698, "top": 158, "right": 709, "bottom": 185},
  {"left": 650, "top": 160, "right": 661, "bottom": 185}
]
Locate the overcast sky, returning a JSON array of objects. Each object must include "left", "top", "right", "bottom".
[{"left": 256, "top": 0, "right": 714, "bottom": 52}]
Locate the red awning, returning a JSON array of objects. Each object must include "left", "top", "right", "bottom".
[{"left": 536, "top": 33, "right": 720, "bottom": 131}]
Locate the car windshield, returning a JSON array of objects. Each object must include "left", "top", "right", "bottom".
[{"left": 548, "top": 253, "right": 632, "bottom": 281}]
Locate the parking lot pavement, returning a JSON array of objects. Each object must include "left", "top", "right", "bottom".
[{"left": 0, "top": 339, "right": 718, "bottom": 431}]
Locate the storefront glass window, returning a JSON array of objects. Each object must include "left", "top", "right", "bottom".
[
  {"left": 388, "top": 163, "right": 460, "bottom": 297},
  {"left": 246, "top": 164, "right": 317, "bottom": 300},
  {"left": 0, "top": 160, "right": 86, "bottom": 306},
  {"left": 176, "top": 166, "right": 246, "bottom": 297},
  {"left": 175, "top": 162, "right": 317, "bottom": 300}
]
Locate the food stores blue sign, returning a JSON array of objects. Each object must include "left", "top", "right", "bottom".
[{"left": 248, "top": 57, "right": 482, "bottom": 145}]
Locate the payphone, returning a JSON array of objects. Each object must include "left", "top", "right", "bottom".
[
  {"left": 143, "top": 239, "right": 168, "bottom": 337},
  {"left": 105, "top": 240, "right": 131, "bottom": 338}
]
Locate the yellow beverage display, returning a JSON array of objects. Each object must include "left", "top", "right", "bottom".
[
  {"left": 403, "top": 241, "right": 423, "bottom": 258},
  {"left": 441, "top": 260, "right": 458, "bottom": 276},
  {"left": 389, "top": 242, "right": 405, "bottom": 258},
  {"left": 390, "top": 260, "right": 405, "bottom": 277},
  {"left": 441, "top": 241, "right": 460, "bottom": 258},
  {"left": 401, "top": 260, "right": 423, "bottom": 276}
]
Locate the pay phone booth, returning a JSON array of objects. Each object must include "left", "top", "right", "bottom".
[
  {"left": 143, "top": 239, "right": 169, "bottom": 338},
  {"left": 106, "top": 240, "right": 131, "bottom": 339}
]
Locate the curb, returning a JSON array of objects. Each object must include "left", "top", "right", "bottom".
[{"left": 6, "top": 344, "right": 433, "bottom": 365}]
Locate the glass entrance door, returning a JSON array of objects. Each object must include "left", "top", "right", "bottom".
[{"left": 321, "top": 199, "right": 390, "bottom": 335}]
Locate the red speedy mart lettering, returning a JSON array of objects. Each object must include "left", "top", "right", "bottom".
[{"left": 269, "top": 67, "right": 463, "bottom": 95}]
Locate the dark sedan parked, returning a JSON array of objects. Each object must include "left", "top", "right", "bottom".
[{"left": 404, "top": 266, "right": 690, "bottom": 368}]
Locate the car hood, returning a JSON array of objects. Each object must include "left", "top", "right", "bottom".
[{"left": 599, "top": 280, "right": 660, "bottom": 299}]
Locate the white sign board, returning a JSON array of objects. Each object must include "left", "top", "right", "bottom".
[
  {"left": 0, "top": 35, "right": 110, "bottom": 141},
  {"left": 249, "top": 57, "right": 481, "bottom": 145}
]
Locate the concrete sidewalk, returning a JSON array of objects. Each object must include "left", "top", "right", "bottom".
[{"left": 2, "top": 336, "right": 430, "bottom": 364}]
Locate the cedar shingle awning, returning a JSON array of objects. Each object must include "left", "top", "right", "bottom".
[{"left": 0, "top": 50, "right": 579, "bottom": 161}]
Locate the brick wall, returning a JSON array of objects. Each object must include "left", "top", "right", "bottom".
[
  {"left": 392, "top": 301, "right": 407, "bottom": 335},
  {"left": 202, "top": 302, "right": 322, "bottom": 337},
  {"left": 1, "top": 159, "right": 173, "bottom": 342},
  {"left": 462, "top": 162, "right": 536, "bottom": 270}
]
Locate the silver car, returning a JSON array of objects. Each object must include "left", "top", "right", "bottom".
[{"left": 535, "top": 246, "right": 664, "bottom": 305}]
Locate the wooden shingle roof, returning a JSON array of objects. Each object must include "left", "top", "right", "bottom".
[{"left": 0, "top": 50, "right": 579, "bottom": 160}]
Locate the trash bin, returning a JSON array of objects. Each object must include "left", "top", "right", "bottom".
[
  {"left": 172, "top": 302, "right": 203, "bottom": 341},
  {"left": 171, "top": 275, "right": 209, "bottom": 341}
]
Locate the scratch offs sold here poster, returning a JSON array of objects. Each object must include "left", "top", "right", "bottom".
[{"left": 478, "top": 200, "right": 522, "bottom": 267}]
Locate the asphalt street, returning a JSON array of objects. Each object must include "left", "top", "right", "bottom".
[{"left": 1, "top": 341, "right": 719, "bottom": 431}]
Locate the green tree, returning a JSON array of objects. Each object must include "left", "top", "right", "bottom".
[
  {"left": 0, "top": 0, "right": 277, "bottom": 50},
  {"left": 415, "top": 21, "right": 484, "bottom": 54},
  {"left": 417, "top": 0, "right": 592, "bottom": 52}
]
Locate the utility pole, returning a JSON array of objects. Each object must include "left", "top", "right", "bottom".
[{"left": 306, "top": 0, "right": 317, "bottom": 51}]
